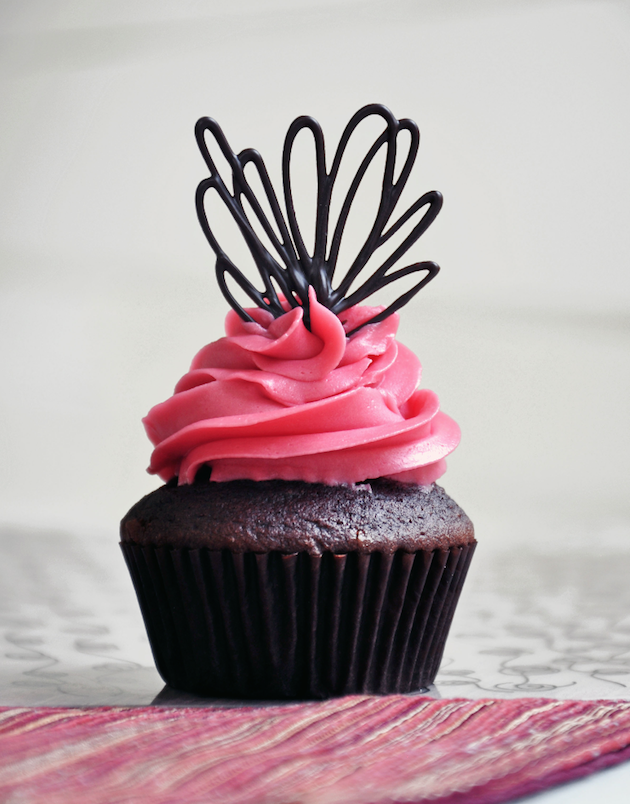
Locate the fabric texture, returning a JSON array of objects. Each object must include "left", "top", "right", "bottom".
[{"left": 1, "top": 696, "right": 630, "bottom": 804}]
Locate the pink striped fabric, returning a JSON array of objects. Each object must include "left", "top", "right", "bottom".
[{"left": 1, "top": 697, "right": 630, "bottom": 804}]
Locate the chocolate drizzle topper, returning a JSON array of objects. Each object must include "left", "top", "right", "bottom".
[{"left": 195, "top": 103, "right": 442, "bottom": 334}]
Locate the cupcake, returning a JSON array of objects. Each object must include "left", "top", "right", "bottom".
[{"left": 120, "top": 104, "right": 475, "bottom": 698}]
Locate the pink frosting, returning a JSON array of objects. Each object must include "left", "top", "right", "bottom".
[{"left": 144, "top": 290, "right": 460, "bottom": 486}]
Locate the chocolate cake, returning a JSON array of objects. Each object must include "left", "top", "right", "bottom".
[
  {"left": 121, "top": 478, "right": 475, "bottom": 698},
  {"left": 121, "top": 479, "right": 474, "bottom": 554}
]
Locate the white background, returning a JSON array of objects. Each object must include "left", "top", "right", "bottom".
[{"left": 1, "top": 0, "right": 629, "bottom": 548}]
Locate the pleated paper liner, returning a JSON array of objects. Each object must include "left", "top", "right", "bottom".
[{"left": 121, "top": 543, "right": 475, "bottom": 699}]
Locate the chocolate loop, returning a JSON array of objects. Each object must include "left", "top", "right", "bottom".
[{"left": 195, "top": 104, "right": 442, "bottom": 333}]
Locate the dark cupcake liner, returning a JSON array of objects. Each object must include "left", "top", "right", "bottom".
[{"left": 121, "top": 543, "right": 475, "bottom": 699}]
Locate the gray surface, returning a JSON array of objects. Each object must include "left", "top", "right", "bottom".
[
  {"left": 2, "top": 525, "right": 629, "bottom": 707},
  {"left": 441, "top": 548, "right": 630, "bottom": 699}
]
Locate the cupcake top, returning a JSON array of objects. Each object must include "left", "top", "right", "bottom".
[
  {"left": 121, "top": 479, "right": 474, "bottom": 553},
  {"left": 143, "top": 105, "right": 461, "bottom": 488}
]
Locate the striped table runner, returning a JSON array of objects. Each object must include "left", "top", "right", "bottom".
[{"left": 2, "top": 696, "right": 630, "bottom": 803}]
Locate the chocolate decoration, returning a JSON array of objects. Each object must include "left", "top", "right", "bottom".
[{"left": 195, "top": 104, "right": 442, "bottom": 334}]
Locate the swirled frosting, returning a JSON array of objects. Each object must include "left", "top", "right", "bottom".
[{"left": 144, "top": 290, "right": 460, "bottom": 486}]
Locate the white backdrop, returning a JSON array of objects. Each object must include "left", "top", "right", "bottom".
[{"left": 1, "top": 0, "right": 629, "bottom": 549}]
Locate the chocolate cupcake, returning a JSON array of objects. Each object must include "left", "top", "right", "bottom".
[
  {"left": 121, "top": 105, "right": 476, "bottom": 698},
  {"left": 122, "top": 480, "right": 473, "bottom": 698}
]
